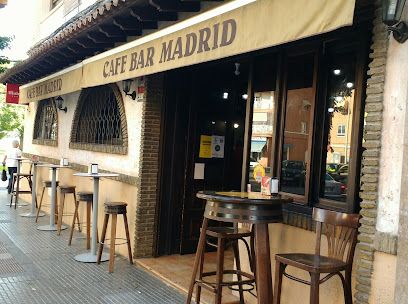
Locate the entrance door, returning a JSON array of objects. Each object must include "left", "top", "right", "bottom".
[{"left": 179, "top": 61, "right": 248, "bottom": 253}]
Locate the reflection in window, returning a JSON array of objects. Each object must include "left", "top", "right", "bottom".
[
  {"left": 322, "top": 52, "right": 356, "bottom": 203},
  {"left": 280, "top": 54, "right": 315, "bottom": 195}
]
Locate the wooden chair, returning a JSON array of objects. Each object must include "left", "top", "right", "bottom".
[
  {"left": 273, "top": 208, "right": 360, "bottom": 304},
  {"left": 10, "top": 163, "right": 35, "bottom": 208}
]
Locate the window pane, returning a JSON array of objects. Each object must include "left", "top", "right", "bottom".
[
  {"left": 280, "top": 54, "right": 315, "bottom": 195},
  {"left": 248, "top": 55, "right": 277, "bottom": 192},
  {"left": 322, "top": 52, "right": 356, "bottom": 202}
]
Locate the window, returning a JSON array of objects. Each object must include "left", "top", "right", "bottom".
[
  {"left": 337, "top": 124, "right": 346, "bottom": 136},
  {"left": 33, "top": 98, "right": 58, "bottom": 146},
  {"left": 50, "top": 0, "right": 62, "bottom": 10},
  {"left": 70, "top": 84, "right": 128, "bottom": 154}
]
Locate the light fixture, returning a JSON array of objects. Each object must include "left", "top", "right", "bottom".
[
  {"left": 346, "top": 82, "right": 354, "bottom": 88},
  {"left": 382, "top": 0, "right": 408, "bottom": 43},
  {"left": 233, "top": 123, "right": 239, "bottom": 129},
  {"left": 122, "top": 79, "right": 137, "bottom": 100},
  {"left": 55, "top": 96, "right": 67, "bottom": 112},
  {"left": 211, "top": 121, "right": 216, "bottom": 125},
  {"left": 335, "top": 96, "right": 343, "bottom": 102},
  {"left": 242, "top": 94, "right": 248, "bottom": 100},
  {"left": 333, "top": 69, "right": 341, "bottom": 75},
  {"left": 328, "top": 107, "right": 335, "bottom": 113},
  {"left": 223, "top": 92, "right": 229, "bottom": 99},
  {"left": 234, "top": 62, "right": 240, "bottom": 76}
]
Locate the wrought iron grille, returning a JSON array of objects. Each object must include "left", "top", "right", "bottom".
[
  {"left": 33, "top": 99, "right": 57, "bottom": 141},
  {"left": 72, "top": 85, "right": 124, "bottom": 146}
]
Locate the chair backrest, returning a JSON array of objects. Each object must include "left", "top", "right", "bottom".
[{"left": 312, "top": 207, "right": 360, "bottom": 264}]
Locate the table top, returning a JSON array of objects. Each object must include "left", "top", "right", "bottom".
[
  {"left": 37, "top": 164, "right": 72, "bottom": 169},
  {"left": 73, "top": 172, "right": 119, "bottom": 178},
  {"left": 197, "top": 191, "right": 292, "bottom": 205}
]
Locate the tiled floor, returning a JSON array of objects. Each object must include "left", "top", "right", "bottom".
[
  {"left": 137, "top": 252, "right": 241, "bottom": 304},
  {"left": 0, "top": 188, "right": 185, "bottom": 304}
]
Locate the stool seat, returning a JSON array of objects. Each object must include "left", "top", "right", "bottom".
[
  {"left": 59, "top": 185, "right": 76, "bottom": 193},
  {"left": 13, "top": 173, "right": 32, "bottom": 177},
  {"left": 43, "top": 180, "right": 59, "bottom": 187},
  {"left": 77, "top": 192, "right": 93, "bottom": 201},
  {"left": 206, "top": 227, "right": 252, "bottom": 239},
  {"left": 104, "top": 202, "right": 127, "bottom": 214}
]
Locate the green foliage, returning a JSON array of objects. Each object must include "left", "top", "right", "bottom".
[{"left": 0, "top": 36, "right": 12, "bottom": 74}]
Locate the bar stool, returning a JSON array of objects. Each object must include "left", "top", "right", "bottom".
[
  {"left": 36, "top": 180, "right": 59, "bottom": 222},
  {"left": 97, "top": 202, "right": 133, "bottom": 273},
  {"left": 187, "top": 226, "right": 256, "bottom": 304},
  {"left": 57, "top": 185, "right": 81, "bottom": 235},
  {"left": 68, "top": 191, "right": 93, "bottom": 249},
  {"left": 10, "top": 163, "right": 35, "bottom": 208}
]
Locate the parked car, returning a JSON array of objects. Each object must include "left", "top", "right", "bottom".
[
  {"left": 324, "top": 173, "right": 346, "bottom": 200},
  {"left": 281, "top": 160, "right": 305, "bottom": 186}
]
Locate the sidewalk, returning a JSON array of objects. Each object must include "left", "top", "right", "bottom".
[{"left": 0, "top": 188, "right": 185, "bottom": 304}]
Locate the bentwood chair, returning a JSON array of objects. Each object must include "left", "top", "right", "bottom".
[{"left": 273, "top": 208, "right": 360, "bottom": 304}]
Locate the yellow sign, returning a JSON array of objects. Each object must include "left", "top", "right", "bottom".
[{"left": 199, "top": 135, "right": 212, "bottom": 159}]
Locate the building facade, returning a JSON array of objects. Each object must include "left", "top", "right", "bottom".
[{"left": 1, "top": 0, "right": 408, "bottom": 303}]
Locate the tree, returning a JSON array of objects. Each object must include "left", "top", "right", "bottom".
[{"left": 0, "top": 35, "right": 25, "bottom": 142}]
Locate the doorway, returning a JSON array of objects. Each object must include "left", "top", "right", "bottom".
[{"left": 157, "top": 60, "right": 249, "bottom": 255}]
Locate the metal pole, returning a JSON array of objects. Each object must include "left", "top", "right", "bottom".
[
  {"left": 50, "top": 168, "right": 57, "bottom": 227},
  {"left": 91, "top": 177, "right": 99, "bottom": 256}
]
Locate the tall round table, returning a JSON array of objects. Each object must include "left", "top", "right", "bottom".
[
  {"left": 36, "top": 164, "right": 70, "bottom": 231},
  {"left": 73, "top": 172, "right": 119, "bottom": 263},
  {"left": 20, "top": 161, "right": 45, "bottom": 217},
  {"left": 187, "top": 191, "right": 292, "bottom": 304}
]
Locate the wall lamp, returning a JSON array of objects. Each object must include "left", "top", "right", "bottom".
[
  {"left": 383, "top": 0, "right": 408, "bottom": 43},
  {"left": 122, "top": 79, "right": 137, "bottom": 100},
  {"left": 55, "top": 96, "right": 67, "bottom": 112}
]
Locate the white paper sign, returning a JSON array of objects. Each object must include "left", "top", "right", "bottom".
[
  {"left": 211, "top": 135, "right": 225, "bottom": 158},
  {"left": 194, "top": 163, "right": 205, "bottom": 180}
]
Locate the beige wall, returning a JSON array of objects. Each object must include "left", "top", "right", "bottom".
[{"left": 237, "top": 224, "right": 396, "bottom": 304}]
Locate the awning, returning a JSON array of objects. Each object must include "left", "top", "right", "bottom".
[
  {"left": 251, "top": 140, "right": 266, "bottom": 153},
  {"left": 19, "top": 0, "right": 356, "bottom": 103}
]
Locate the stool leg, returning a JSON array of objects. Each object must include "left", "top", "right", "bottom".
[
  {"left": 232, "top": 241, "right": 245, "bottom": 304},
  {"left": 57, "top": 192, "right": 65, "bottom": 235},
  {"left": 215, "top": 237, "right": 225, "bottom": 304},
  {"left": 68, "top": 201, "right": 80, "bottom": 246},
  {"left": 73, "top": 192, "right": 81, "bottom": 232},
  {"left": 108, "top": 214, "right": 117, "bottom": 273},
  {"left": 97, "top": 214, "right": 109, "bottom": 264},
  {"left": 123, "top": 213, "right": 133, "bottom": 264},
  {"left": 36, "top": 186, "right": 46, "bottom": 223},
  {"left": 87, "top": 202, "right": 92, "bottom": 250},
  {"left": 186, "top": 218, "right": 209, "bottom": 304},
  {"left": 195, "top": 241, "right": 206, "bottom": 304}
]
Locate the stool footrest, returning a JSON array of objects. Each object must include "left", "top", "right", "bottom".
[
  {"left": 195, "top": 280, "right": 217, "bottom": 293},
  {"left": 201, "top": 269, "right": 255, "bottom": 287},
  {"left": 100, "top": 238, "right": 129, "bottom": 246}
]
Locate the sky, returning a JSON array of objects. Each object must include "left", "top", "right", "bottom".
[{"left": 0, "top": 0, "right": 37, "bottom": 61}]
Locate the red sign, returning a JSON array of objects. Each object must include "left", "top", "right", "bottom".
[{"left": 5, "top": 83, "right": 20, "bottom": 104}]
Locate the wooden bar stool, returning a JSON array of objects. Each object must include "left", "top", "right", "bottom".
[
  {"left": 57, "top": 185, "right": 81, "bottom": 235},
  {"left": 36, "top": 180, "right": 59, "bottom": 222},
  {"left": 97, "top": 202, "right": 133, "bottom": 273},
  {"left": 10, "top": 163, "right": 35, "bottom": 208},
  {"left": 68, "top": 191, "right": 93, "bottom": 249},
  {"left": 187, "top": 226, "right": 256, "bottom": 304}
]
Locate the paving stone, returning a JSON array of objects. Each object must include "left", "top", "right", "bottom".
[{"left": 0, "top": 190, "right": 185, "bottom": 304}]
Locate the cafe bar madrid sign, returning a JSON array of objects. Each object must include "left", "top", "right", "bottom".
[{"left": 19, "top": 0, "right": 355, "bottom": 103}]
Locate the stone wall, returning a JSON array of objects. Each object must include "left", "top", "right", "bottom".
[
  {"left": 134, "top": 74, "right": 164, "bottom": 257},
  {"left": 355, "top": 2, "right": 389, "bottom": 303}
]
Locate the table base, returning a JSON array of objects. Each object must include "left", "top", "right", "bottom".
[
  {"left": 37, "top": 224, "right": 68, "bottom": 231},
  {"left": 74, "top": 252, "right": 109, "bottom": 263},
  {"left": 20, "top": 212, "right": 45, "bottom": 218}
]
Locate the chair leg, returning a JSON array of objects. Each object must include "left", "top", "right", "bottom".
[
  {"left": 123, "top": 213, "right": 133, "bottom": 264},
  {"left": 215, "top": 237, "right": 225, "bottom": 304},
  {"left": 310, "top": 272, "right": 320, "bottom": 304},
  {"left": 195, "top": 238, "right": 206, "bottom": 304},
  {"left": 343, "top": 269, "right": 352, "bottom": 304},
  {"left": 97, "top": 214, "right": 109, "bottom": 264},
  {"left": 108, "top": 214, "right": 117, "bottom": 273},
  {"left": 273, "top": 261, "right": 286, "bottom": 304},
  {"left": 57, "top": 192, "right": 65, "bottom": 235},
  {"left": 36, "top": 187, "right": 46, "bottom": 223},
  {"left": 87, "top": 202, "right": 92, "bottom": 250},
  {"left": 186, "top": 218, "right": 209, "bottom": 304},
  {"left": 232, "top": 241, "right": 245, "bottom": 304},
  {"left": 68, "top": 201, "right": 80, "bottom": 246}
]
